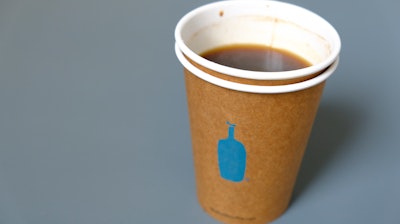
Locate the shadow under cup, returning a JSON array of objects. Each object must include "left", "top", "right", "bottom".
[{"left": 175, "top": 1, "right": 340, "bottom": 223}]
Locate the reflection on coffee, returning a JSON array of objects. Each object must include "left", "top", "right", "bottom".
[{"left": 201, "top": 44, "right": 311, "bottom": 72}]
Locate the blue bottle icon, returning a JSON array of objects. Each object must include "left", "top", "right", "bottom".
[{"left": 218, "top": 122, "right": 246, "bottom": 182}]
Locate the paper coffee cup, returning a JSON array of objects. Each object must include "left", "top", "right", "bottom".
[{"left": 174, "top": 0, "right": 341, "bottom": 223}]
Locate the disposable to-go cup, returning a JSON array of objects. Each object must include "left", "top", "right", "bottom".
[{"left": 174, "top": 0, "right": 341, "bottom": 223}]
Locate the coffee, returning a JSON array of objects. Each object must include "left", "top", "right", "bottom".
[{"left": 201, "top": 44, "right": 311, "bottom": 72}]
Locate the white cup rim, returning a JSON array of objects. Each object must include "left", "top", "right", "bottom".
[
  {"left": 174, "top": 0, "right": 341, "bottom": 80},
  {"left": 175, "top": 43, "right": 339, "bottom": 94}
]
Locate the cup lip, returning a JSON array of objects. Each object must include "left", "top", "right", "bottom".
[
  {"left": 174, "top": 0, "right": 341, "bottom": 80},
  {"left": 175, "top": 43, "right": 339, "bottom": 94}
]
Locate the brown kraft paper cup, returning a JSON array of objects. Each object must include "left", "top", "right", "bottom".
[{"left": 174, "top": 1, "right": 341, "bottom": 223}]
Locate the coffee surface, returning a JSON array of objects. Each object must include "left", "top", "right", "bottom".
[{"left": 201, "top": 44, "right": 311, "bottom": 72}]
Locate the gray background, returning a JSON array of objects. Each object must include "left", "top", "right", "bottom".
[{"left": 0, "top": 0, "right": 399, "bottom": 223}]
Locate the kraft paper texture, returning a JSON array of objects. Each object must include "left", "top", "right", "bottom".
[{"left": 184, "top": 65, "right": 325, "bottom": 223}]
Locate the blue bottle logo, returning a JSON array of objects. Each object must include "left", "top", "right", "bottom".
[{"left": 217, "top": 122, "right": 247, "bottom": 182}]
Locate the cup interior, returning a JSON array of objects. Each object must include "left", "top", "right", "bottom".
[{"left": 175, "top": 0, "right": 341, "bottom": 80}]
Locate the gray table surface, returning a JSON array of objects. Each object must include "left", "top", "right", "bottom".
[{"left": 1, "top": 0, "right": 399, "bottom": 223}]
